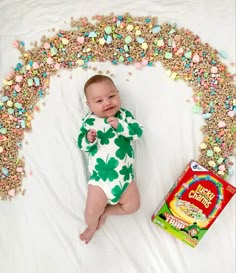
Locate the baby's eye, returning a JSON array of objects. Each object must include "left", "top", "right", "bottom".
[
  {"left": 96, "top": 100, "right": 103, "bottom": 103},
  {"left": 109, "top": 95, "right": 115, "bottom": 98}
]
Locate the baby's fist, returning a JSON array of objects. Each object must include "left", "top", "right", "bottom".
[
  {"left": 87, "top": 129, "right": 96, "bottom": 143},
  {"left": 107, "top": 117, "right": 119, "bottom": 129}
]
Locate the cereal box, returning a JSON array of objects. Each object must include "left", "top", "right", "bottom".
[{"left": 152, "top": 160, "right": 236, "bottom": 247}]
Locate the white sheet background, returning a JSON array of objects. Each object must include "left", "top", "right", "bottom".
[{"left": 0, "top": 1, "right": 235, "bottom": 273}]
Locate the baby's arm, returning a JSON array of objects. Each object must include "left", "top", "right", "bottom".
[
  {"left": 78, "top": 124, "right": 97, "bottom": 152},
  {"left": 114, "top": 110, "right": 143, "bottom": 140}
]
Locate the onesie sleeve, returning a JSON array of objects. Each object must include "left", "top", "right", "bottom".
[
  {"left": 115, "top": 109, "right": 143, "bottom": 140},
  {"left": 77, "top": 118, "right": 98, "bottom": 152}
]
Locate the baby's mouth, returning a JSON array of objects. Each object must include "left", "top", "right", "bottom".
[{"left": 105, "top": 106, "right": 114, "bottom": 111}]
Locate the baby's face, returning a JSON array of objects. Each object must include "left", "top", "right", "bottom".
[{"left": 86, "top": 80, "right": 121, "bottom": 118}]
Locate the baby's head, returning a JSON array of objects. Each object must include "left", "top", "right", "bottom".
[{"left": 84, "top": 75, "right": 121, "bottom": 118}]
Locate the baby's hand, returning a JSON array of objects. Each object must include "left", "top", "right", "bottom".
[
  {"left": 107, "top": 117, "right": 119, "bottom": 129},
  {"left": 87, "top": 129, "right": 96, "bottom": 143}
]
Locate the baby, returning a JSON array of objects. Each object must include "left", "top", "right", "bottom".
[{"left": 78, "top": 75, "right": 143, "bottom": 243}]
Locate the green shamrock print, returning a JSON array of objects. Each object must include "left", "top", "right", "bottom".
[
  {"left": 97, "top": 128, "right": 115, "bottom": 145},
  {"left": 119, "top": 164, "right": 133, "bottom": 181},
  {"left": 78, "top": 126, "right": 87, "bottom": 149},
  {"left": 124, "top": 110, "right": 134, "bottom": 119},
  {"left": 89, "top": 170, "right": 100, "bottom": 181},
  {"left": 95, "top": 157, "right": 119, "bottom": 181},
  {"left": 115, "top": 136, "right": 133, "bottom": 160},
  {"left": 116, "top": 122, "right": 124, "bottom": 133},
  {"left": 128, "top": 122, "right": 143, "bottom": 137},
  {"left": 84, "top": 117, "right": 95, "bottom": 126},
  {"left": 111, "top": 182, "right": 129, "bottom": 203},
  {"left": 115, "top": 110, "right": 122, "bottom": 119},
  {"left": 89, "top": 145, "right": 98, "bottom": 156}
]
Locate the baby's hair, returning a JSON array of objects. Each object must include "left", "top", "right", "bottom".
[{"left": 84, "top": 74, "right": 115, "bottom": 95}]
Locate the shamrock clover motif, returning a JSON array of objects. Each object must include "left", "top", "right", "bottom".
[
  {"left": 115, "top": 136, "right": 134, "bottom": 160},
  {"left": 95, "top": 157, "right": 119, "bottom": 181},
  {"left": 89, "top": 145, "right": 98, "bottom": 156},
  {"left": 119, "top": 164, "right": 133, "bottom": 181},
  {"left": 89, "top": 170, "right": 100, "bottom": 181},
  {"left": 84, "top": 117, "right": 95, "bottom": 126},
  {"left": 115, "top": 110, "right": 123, "bottom": 119},
  {"left": 78, "top": 126, "right": 87, "bottom": 149},
  {"left": 97, "top": 128, "right": 115, "bottom": 145},
  {"left": 111, "top": 182, "right": 129, "bottom": 203},
  {"left": 128, "top": 122, "right": 143, "bottom": 137},
  {"left": 124, "top": 110, "right": 134, "bottom": 118}
]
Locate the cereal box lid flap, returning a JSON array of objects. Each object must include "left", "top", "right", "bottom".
[{"left": 190, "top": 161, "right": 208, "bottom": 172}]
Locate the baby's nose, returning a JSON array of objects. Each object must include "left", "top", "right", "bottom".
[{"left": 104, "top": 99, "right": 111, "bottom": 105}]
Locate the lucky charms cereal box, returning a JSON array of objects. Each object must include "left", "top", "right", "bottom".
[{"left": 152, "top": 160, "right": 236, "bottom": 247}]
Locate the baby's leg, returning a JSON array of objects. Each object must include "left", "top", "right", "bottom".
[
  {"left": 97, "top": 181, "right": 140, "bottom": 228},
  {"left": 80, "top": 185, "right": 107, "bottom": 244}
]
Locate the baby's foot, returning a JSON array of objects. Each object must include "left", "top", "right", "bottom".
[
  {"left": 97, "top": 214, "right": 107, "bottom": 230},
  {"left": 80, "top": 227, "right": 96, "bottom": 244}
]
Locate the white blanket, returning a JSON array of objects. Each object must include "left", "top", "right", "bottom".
[{"left": 0, "top": 1, "right": 235, "bottom": 273}]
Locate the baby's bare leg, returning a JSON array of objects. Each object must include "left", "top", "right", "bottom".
[
  {"left": 97, "top": 181, "right": 140, "bottom": 229},
  {"left": 80, "top": 185, "right": 107, "bottom": 244}
]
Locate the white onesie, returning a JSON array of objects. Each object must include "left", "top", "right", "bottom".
[{"left": 78, "top": 108, "right": 143, "bottom": 204}]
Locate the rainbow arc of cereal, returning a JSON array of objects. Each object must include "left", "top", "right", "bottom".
[
  {"left": 178, "top": 175, "right": 223, "bottom": 218},
  {"left": 0, "top": 13, "right": 235, "bottom": 199}
]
